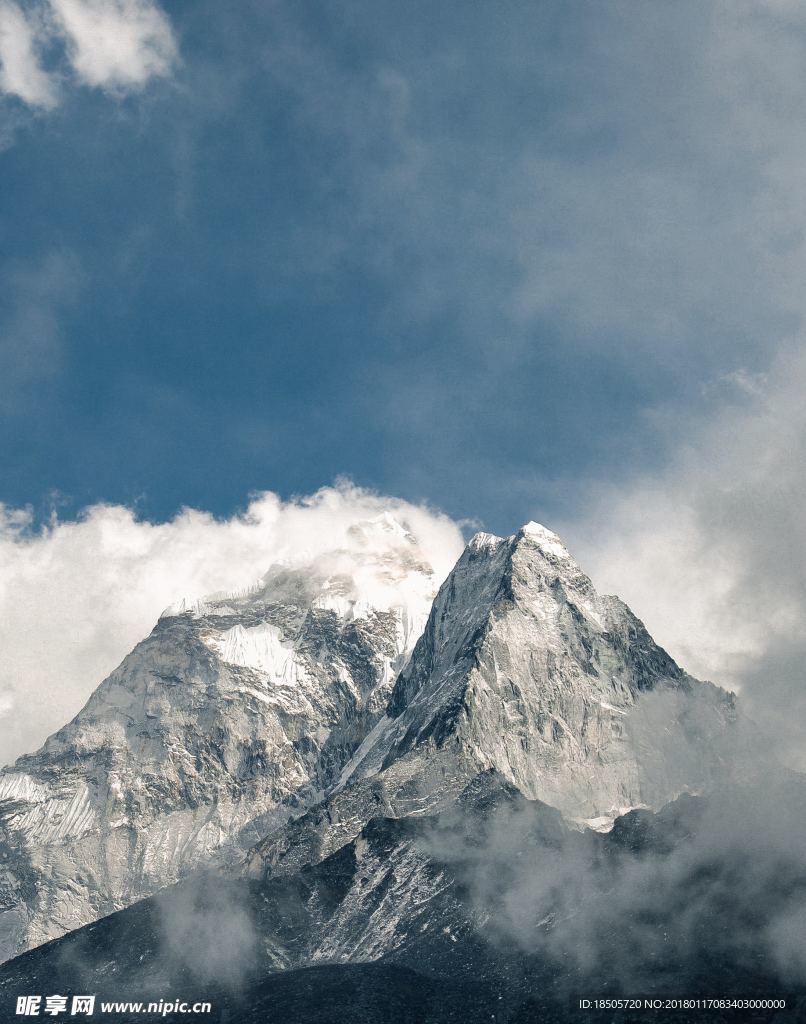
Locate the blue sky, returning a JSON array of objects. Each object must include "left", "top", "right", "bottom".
[
  {"left": 3, "top": 0, "right": 806, "bottom": 763},
  {"left": 2, "top": 0, "right": 800, "bottom": 533}
]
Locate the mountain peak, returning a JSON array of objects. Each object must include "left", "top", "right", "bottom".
[
  {"left": 0, "top": 515, "right": 445, "bottom": 963},
  {"left": 348, "top": 510, "right": 415, "bottom": 545},
  {"left": 340, "top": 521, "right": 736, "bottom": 820},
  {"left": 467, "top": 522, "right": 571, "bottom": 562},
  {"left": 516, "top": 521, "right": 570, "bottom": 559}
]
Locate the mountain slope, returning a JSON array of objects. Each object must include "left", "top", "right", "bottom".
[
  {"left": 346, "top": 523, "right": 736, "bottom": 815},
  {"left": 2, "top": 773, "right": 804, "bottom": 1024}
]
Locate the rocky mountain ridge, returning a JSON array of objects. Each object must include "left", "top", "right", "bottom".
[{"left": 0, "top": 516, "right": 737, "bottom": 967}]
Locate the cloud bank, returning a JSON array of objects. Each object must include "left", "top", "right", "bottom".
[
  {"left": 0, "top": 484, "right": 464, "bottom": 766},
  {"left": 0, "top": 0, "right": 176, "bottom": 110},
  {"left": 566, "top": 342, "right": 806, "bottom": 771}
]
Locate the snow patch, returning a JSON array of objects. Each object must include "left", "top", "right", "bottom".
[
  {"left": 519, "top": 522, "right": 570, "bottom": 559},
  {"left": 599, "top": 701, "right": 627, "bottom": 716},
  {"left": 206, "top": 623, "right": 301, "bottom": 682}
]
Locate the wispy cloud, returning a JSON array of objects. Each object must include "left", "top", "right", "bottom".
[
  {"left": 0, "top": 0, "right": 177, "bottom": 111},
  {"left": 256, "top": 2, "right": 806, "bottom": 369},
  {"left": 0, "top": 249, "right": 83, "bottom": 413},
  {"left": 566, "top": 341, "right": 806, "bottom": 771},
  {"left": 50, "top": 0, "right": 176, "bottom": 91}
]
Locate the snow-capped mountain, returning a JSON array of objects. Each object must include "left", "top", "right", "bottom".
[
  {"left": 0, "top": 517, "right": 738, "bottom": 966},
  {"left": 0, "top": 514, "right": 441, "bottom": 962}
]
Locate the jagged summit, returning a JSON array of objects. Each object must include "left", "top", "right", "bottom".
[
  {"left": 332, "top": 519, "right": 735, "bottom": 822},
  {"left": 466, "top": 521, "right": 574, "bottom": 573}
]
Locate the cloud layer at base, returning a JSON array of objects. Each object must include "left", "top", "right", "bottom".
[{"left": 424, "top": 776, "right": 806, "bottom": 991}]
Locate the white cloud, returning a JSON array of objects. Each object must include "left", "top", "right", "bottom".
[
  {"left": 564, "top": 341, "right": 806, "bottom": 770},
  {"left": 0, "top": 1, "right": 57, "bottom": 108},
  {"left": 0, "top": 484, "right": 464, "bottom": 767},
  {"left": 49, "top": 0, "right": 176, "bottom": 90},
  {"left": 0, "top": 0, "right": 177, "bottom": 109}
]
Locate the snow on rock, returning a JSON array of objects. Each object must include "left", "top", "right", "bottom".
[
  {"left": 519, "top": 521, "right": 571, "bottom": 559},
  {"left": 0, "top": 514, "right": 442, "bottom": 963}
]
